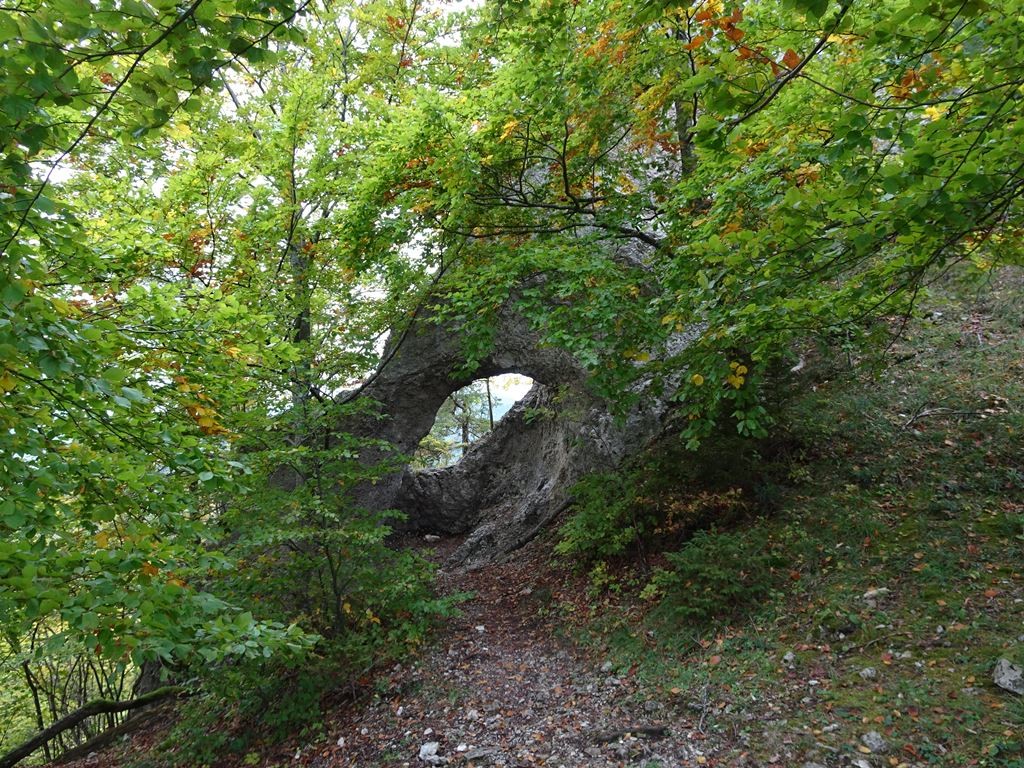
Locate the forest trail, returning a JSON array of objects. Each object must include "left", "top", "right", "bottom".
[{"left": 313, "top": 535, "right": 717, "bottom": 768}]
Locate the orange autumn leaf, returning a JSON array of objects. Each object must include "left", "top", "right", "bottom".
[
  {"left": 723, "top": 25, "right": 744, "bottom": 42},
  {"left": 782, "top": 48, "right": 801, "bottom": 69},
  {"left": 141, "top": 562, "right": 159, "bottom": 577},
  {"left": 684, "top": 35, "right": 707, "bottom": 50}
]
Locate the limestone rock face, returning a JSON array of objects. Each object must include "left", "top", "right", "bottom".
[
  {"left": 395, "top": 377, "right": 678, "bottom": 568},
  {"left": 334, "top": 299, "right": 687, "bottom": 567}
]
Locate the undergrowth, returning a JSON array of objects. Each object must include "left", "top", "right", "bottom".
[{"left": 556, "top": 266, "right": 1024, "bottom": 767}]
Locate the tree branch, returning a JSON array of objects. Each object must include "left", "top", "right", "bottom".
[
  {"left": 727, "top": 1, "right": 851, "bottom": 129},
  {"left": 0, "top": 686, "right": 183, "bottom": 768}
]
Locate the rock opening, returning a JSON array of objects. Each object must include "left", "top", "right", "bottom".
[{"left": 415, "top": 375, "right": 536, "bottom": 469}]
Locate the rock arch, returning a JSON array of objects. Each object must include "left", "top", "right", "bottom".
[{"left": 337, "top": 299, "right": 683, "bottom": 568}]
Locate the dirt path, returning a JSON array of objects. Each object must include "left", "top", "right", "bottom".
[{"left": 311, "top": 536, "right": 717, "bottom": 768}]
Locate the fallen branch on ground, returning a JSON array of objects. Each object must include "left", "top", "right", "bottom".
[
  {"left": 54, "top": 701, "right": 173, "bottom": 764},
  {"left": 0, "top": 686, "right": 183, "bottom": 768}
]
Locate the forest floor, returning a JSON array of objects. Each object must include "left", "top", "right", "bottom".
[
  {"left": 63, "top": 532, "right": 722, "bottom": 768},
  {"left": 62, "top": 269, "right": 1024, "bottom": 768},
  {"left": 298, "top": 533, "right": 721, "bottom": 768}
]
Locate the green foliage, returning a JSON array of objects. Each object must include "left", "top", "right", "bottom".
[
  {"left": 342, "top": 0, "right": 1024, "bottom": 441},
  {"left": 1, "top": 0, "right": 454, "bottom": 755},
  {"left": 556, "top": 431, "right": 774, "bottom": 565},
  {"left": 646, "top": 527, "right": 782, "bottom": 625},
  {"left": 415, "top": 380, "right": 495, "bottom": 468},
  {"left": 3, "top": 0, "right": 1023, "bottom": 758},
  {"left": 573, "top": 271, "right": 1024, "bottom": 767},
  {"left": 556, "top": 472, "right": 646, "bottom": 562}
]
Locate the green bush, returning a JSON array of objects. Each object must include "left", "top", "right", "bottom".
[
  {"left": 161, "top": 425, "right": 461, "bottom": 765},
  {"left": 556, "top": 468, "right": 754, "bottom": 567},
  {"left": 645, "top": 527, "right": 783, "bottom": 625},
  {"left": 555, "top": 471, "right": 645, "bottom": 561}
]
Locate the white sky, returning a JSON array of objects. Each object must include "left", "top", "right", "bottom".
[{"left": 492, "top": 373, "right": 533, "bottom": 402}]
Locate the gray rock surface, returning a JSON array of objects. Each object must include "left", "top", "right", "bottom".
[
  {"left": 324, "top": 294, "right": 690, "bottom": 567},
  {"left": 993, "top": 658, "right": 1024, "bottom": 695},
  {"left": 418, "top": 740, "right": 442, "bottom": 764},
  {"left": 861, "top": 731, "right": 889, "bottom": 753}
]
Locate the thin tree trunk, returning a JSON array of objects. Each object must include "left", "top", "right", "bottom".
[
  {"left": 20, "top": 662, "right": 51, "bottom": 763},
  {"left": 485, "top": 378, "right": 494, "bottom": 430}
]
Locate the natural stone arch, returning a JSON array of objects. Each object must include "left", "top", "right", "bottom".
[{"left": 335, "top": 296, "right": 686, "bottom": 568}]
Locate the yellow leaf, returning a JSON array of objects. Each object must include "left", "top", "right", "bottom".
[
  {"left": 51, "top": 298, "right": 81, "bottom": 316},
  {"left": 499, "top": 119, "right": 519, "bottom": 141},
  {"left": 168, "top": 122, "right": 192, "bottom": 140}
]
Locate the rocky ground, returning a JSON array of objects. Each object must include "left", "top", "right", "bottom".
[{"left": 303, "top": 534, "right": 719, "bottom": 768}]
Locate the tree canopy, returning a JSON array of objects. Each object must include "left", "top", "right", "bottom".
[{"left": 1, "top": 0, "right": 1021, "bottom": 758}]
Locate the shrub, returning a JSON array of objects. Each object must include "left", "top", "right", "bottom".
[
  {"left": 556, "top": 469, "right": 752, "bottom": 566},
  {"left": 555, "top": 471, "right": 645, "bottom": 562},
  {"left": 645, "top": 527, "right": 784, "bottom": 625}
]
